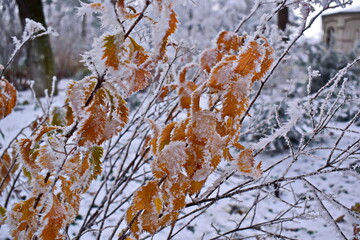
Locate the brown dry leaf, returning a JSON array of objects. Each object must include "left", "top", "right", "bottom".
[
  {"left": 98, "top": 90, "right": 129, "bottom": 143},
  {"left": 179, "top": 81, "right": 198, "bottom": 110},
  {"left": 157, "top": 9, "right": 178, "bottom": 62},
  {"left": 117, "top": 0, "right": 141, "bottom": 19},
  {"left": 0, "top": 79, "right": 17, "bottom": 120},
  {"left": 171, "top": 119, "right": 189, "bottom": 142},
  {"left": 17, "top": 139, "right": 40, "bottom": 172},
  {"left": 158, "top": 122, "right": 176, "bottom": 151},
  {"left": 250, "top": 37, "right": 274, "bottom": 82},
  {"left": 77, "top": 88, "right": 108, "bottom": 146},
  {"left": 200, "top": 48, "right": 223, "bottom": 73},
  {"left": 158, "top": 84, "right": 176, "bottom": 100},
  {"left": 208, "top": 56, "right": 237, "bottom": 91},
  {"left": 127, "top": 67, "right": 151, "bottom": 95},
  {"left": 102, "top": 35, "right": 120, "bottom": 70},
  {"left": 216, "top": 31, "right": 244, "bottom": 53},
  {"left": 237, "top": 149, "right": 262, "bottom": 177},
  {"left": 66, "top": 77, "right": 98, "bottom": 116},
  {"left": 9, "top": 197, "right": 37, "bottom": 240},
  {"left": 178, "top": 64, "right": 198, "bottom": 109},
  {"left": 33, "top": 125, "right": 60, "bottom": 143},
  {"left": 126, "top": 180, "right": 161, "bottom": 237},
  {"left": 38, "top": 139, "right": 64, "bottom": 171},
  {"left": 188, "top": 179, "right": 206, "bottom": 196},
  {"left": 0, "top": 151, "right": 13, "bottom": 194},
  {"left": 39, "top": 195, "right": 67, "bottom": 240},
  {"left": 162, "top": 174, "right": 189, "bottom": 210},
  {"left": 222, "top": 89, "right": 248, "bottom": 119},
  {"left": 234, "top": 41, "right": 262, "bottom": 77},
  {"left": 223, "top": 147, "right": 234, "bottom": 161},
  {"left": 125, "top": 37, "right": 151, "bottom": 94},
  {"left": 128, "top": 36, "right": 149, "bottom": 65},
  {"left": 59, "top": 176, "right": 81, "bottom": 220}
]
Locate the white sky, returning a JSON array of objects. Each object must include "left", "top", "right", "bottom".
[{"left": 303, "top": 1, "right": 360, "bottom": 40}]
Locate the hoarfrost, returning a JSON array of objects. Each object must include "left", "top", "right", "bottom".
[{"left": 251, "top": 101, "right": 304, "bottom": 150}]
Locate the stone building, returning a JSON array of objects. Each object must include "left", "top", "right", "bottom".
[{"left": 322, "top": 6, "right": 360, "bottom": 53}]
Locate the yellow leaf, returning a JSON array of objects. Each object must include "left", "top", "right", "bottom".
[{"left": 154, "top": 197, "right": 162, "bottom": 214}]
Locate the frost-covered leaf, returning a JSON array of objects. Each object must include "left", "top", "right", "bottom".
[
  {"left": 237, "top": 149, "right": 262, "bottom": 177},
  {"left": 126, "top": 180, "right": 161, "bottom": 237},
  {"left": 178, "top": 64, "right": 198, "bottom": 109},
  {"left": 7, "top": 197, "right": 38, "bottom": 240},
  {"left": 216, "top": 31, "right": 244, "bottom": 53},
  {"left": 66, "top": 77, "right": 98, "bottom": 117},
  {"left": 0, "top": 151, "right": 13, "bottom": 194},
  {"left": 102, "top": 35, "right": 120, "bottom": 70},
  {"left": 0, "top": 79, "right": 17, "bottom": 120},
  {"left": 51, "top": 106, "right": 67, "bottom": 127},
  {"left": 116, "top": 0, "right": 141, "bottom": 19},
  {"left": 39, "top": 195, "right": 67, "bottom": 240},
  {"left": 200, "top": 48, "right": 223, "bottom": 73},
  {"left": 77, "top": 88, "right": 108, "bottom": 146}
]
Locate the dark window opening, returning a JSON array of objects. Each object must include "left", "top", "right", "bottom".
[{"left": 326, "top": 27, "right": 336, "bottom": 47}]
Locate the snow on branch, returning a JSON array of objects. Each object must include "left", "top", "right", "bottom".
[{"left": 251, "top": 101, "right": 304, "bottom": 150}]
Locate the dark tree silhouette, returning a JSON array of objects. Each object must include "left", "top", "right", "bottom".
[{"left": 15, "top": 0, "right": 56, "bottom": 97}]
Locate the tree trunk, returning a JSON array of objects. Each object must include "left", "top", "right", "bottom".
[
  {"left": 277, "top": 6, "right": 288, "bottom": 31},
  {"left": 16, "top": 0, "right": 56, "bottom": 97}
]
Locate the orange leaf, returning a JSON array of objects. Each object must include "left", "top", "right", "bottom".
[
  {"left": 216, "top": 31, "right": 244, "bottom": 53},
  {"left": 17, "top": 139, "right": 40, "bottom": 172},
  {"left": 66, "top": 77, "right": 97, "bottom": 116},
  {"left": 0, "top": 151, "right": 14, "bottom": 195},
  {"left": 8, "top": 197, "right": 38, "bottom": 240},
  {"left": 158, "top": 84, "right": 176, "bottom": 100},
  {"left": 39, "top": 195, "right": 67, "bottom": 240},
  {"left": 126, "top": 180, "right": 161, "bottom": 236},
  {"left": 237, "top": 149, "right": 262, "bottom": 177},
  {"left": 156, "top": 8, "right": 178, "bottom": 62},
  {"left": 200, "top": 48, "right": 223, "bottom": 73},
  {"left": 77, "top": 88, "right": 108, "bottom": 146},
  {"left": 102, "top": 35, "right": 120, "bottom": 70},
  {"left": 0, "top": 79, "right": 17, "bottom": 120},
  {"left": 117, "top": 0, "right": 141, "bottom": 19},
  {"left": 158, "top": 122, "right": 176, "bottom": 151},
  {"left": 178, "top": 65, "right": 198, "bottom": 109}
]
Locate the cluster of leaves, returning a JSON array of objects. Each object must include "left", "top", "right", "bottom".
[
  {"left": 1, "top": 0, "right": 359, "bottom": 239},
  {"left": 1, "top": 0, "right": 180, "bottom": 239},
  {"left": 126, "top": 31, "right": 274, "bottom": 237}
]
